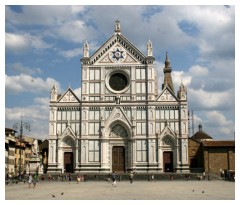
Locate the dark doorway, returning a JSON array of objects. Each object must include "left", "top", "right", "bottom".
[
  {"left": 112, "top": 146, "right": 125, "bottom": 172},
  {"left": 163, "top": 151, "right": 173, "bottom": 172},
  {"left": 64, "top": 152, "right": 74, "bottom": 173}
]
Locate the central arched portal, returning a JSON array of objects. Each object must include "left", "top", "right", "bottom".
[
  {"left": 110, "top": 124, "right": 128, "bottom": 172},
  {"left": 112, "top": 146, "right": 125, "bottom": 172}
]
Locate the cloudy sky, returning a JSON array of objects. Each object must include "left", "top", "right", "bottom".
[{"left": 4, "top": 3, "right": 237, "bottom": 141}]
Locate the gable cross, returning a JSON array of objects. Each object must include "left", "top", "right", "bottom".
[{"left": 165, "top": 90, "right": 170, "bottom": 100}]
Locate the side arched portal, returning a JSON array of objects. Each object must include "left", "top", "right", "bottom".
[
  {"left": 161, "top": 135, "right": 176, "bottom": 172},
  {"left": 61, "top": 136, "right": 75, "bottom": 173}
]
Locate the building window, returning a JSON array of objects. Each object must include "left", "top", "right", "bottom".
[
  {"left": 136, "top": 140, "right": 147, "bottom": 162},
  {"left": 136, "top": 82, "right": 146, "bottom": 94},
  {"left": 136, "top": 109, "right": 146, "bottom": 120},
  {"left": 136, "top": 68, "right": 146, "bottom": 79},
  {"left": 57, "top": 110, "right": 80, "bottom": 121},
  {"left": 66, "top": 111, "right": 71, "bottom": 120},
  {"left": 89, "top": 110, "right": 100, "bottom": 120},
  {"left": 89, "top": 123, "right": 100, "bottom": 135},
  {"left": 89, "top": 69, "right": 100, "bottom": 80},
  {"left": 156, "top": 122, "right": 165, "bottom": 133},
  {"left": 160, "top": 110, "right": 164, "bottom": 119},
  {"left": 136, "top": 122, "right": 146, "bottom": 135},
  {"left": 89, "top": 83, "right": 100, "bottom": 94},
  {"left": 88, "top": 140, "right": 99, "bottom": 162},
  {"left": 136, "top": 96, "right": 146, "bottom": 101},
  {"left": 175, "top": 110, "right": 179, "bottom": 119},
  {"left": 71, "top": 111, "right": 76, "bottom": 120},
  {"left": 170, "top": 110, "right": 174, "bottom": 119},
  {"left": 148, "top": 68, "right": 152, "bottom": 78},
  {"left": 62, "top": 111, "right": 66, "bottom": 120},
  {"left": 123, "top": 108, "right": 131, "bottom": 119}
]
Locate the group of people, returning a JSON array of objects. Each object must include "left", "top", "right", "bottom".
[
  {"left": 110, "top": 170, "right": 135, "bottom": 187},
  {"left": 77, "top": 174, "right": 85, "bottom": 183},
  {"left": 28, "top": 173, "right": 38, "bottom": 188},
  {"left": 45, "top": 173, "right": 82, "bottom": 182}
]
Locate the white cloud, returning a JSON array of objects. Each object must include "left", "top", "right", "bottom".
[
  {"left": 5, "top": 32, "right": 51, "bottom": 53},
  {"left": 189, "top": 65, "right": 209, "bottom": 76},
  {"left": 25, "top": 33, "right": 52, "bottom": 50},
  {"left": 5, "top": 74, "right": 61, "bottom": 95},
  {"left": 58, "top": 48, "right": 82, "bottom": 59},
  {"left": 172, "top": 71, "right": 192, "bottom": 89},
  {"left": 33, "top": 97, "right": 49, "bottom": 107},
  {"left": 189, "top": 110, "right": 234, "bottom": 140},
  {"left": 70, "top": 6, "right": 86, "bottom": 14},
  {"left": 203, "top": 111, "right": 234, "bottom": 139},
  {"left": 206, "top": 111, "right": 233, "bottom": 127},
  {"left": 6, "top": 6, "right": 234, "bottom": 61},
  {"left": 55, "top": 20, "right": 97, "bottom": 43},
  {"left": 6, "top": 63, "right": 42, "bottom": 75},
  {"left": 6, "top": 5, "right": 75, "bottom": 26},
  {"left": 5, "top": 33, "right": 30, "bottom": 53},
  {"left": 188, "top": 88, "right": 234, "bottom": 111}
]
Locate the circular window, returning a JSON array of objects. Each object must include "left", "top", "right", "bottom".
[
  {"left": 106, "top": 71, "right": 130, "bottom": 93},
  {"left": 109, "top": 73, "right": 128, "bottom": 91}
]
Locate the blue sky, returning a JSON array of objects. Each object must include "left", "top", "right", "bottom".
[{"left": 4, "top": 3, "right": 236, "bottom": 141}]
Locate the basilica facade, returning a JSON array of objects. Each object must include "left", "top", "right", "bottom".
[{"left": 48, "top": 21, "right": 189, "bottom": 174}]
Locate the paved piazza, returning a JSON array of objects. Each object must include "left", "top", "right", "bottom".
[{"left": 5, "top": 180, "right": 235, "bottom": 200}]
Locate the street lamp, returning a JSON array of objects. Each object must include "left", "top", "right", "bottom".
[
  {"left": 13, "top": 114, "right": 31, "bottom": 180},
  {"left": 56, "top": 132, "right": 59, "bottom": 163}
]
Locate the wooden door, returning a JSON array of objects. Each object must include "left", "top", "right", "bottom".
[
  {"left": 112, "top": 146, "right": 125, "bottom": 172},
  {"left": 64, "top": 152, "right": 73, "bottom": 173},
  {"left": 163, "top": 151, "right": 173, "bottom": 172}
]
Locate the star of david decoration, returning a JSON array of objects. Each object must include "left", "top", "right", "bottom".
[{"left": 112, "top": 48, "right": 124, "bottom": 61}]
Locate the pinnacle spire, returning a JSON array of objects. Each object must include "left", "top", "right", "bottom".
[
  {"left": 83, "top": 40, "right": 89, "bottom": 58},
  {"left": 164, "top": 51, "right": 171, "bottom": 69},
  {"left": 147, "top": 39, "right": 153, "bottom": 56},
  {"left": 114, "top": 19, "right": 121, "bottom": 33},
  {"left": 163, "top": 51, "right": 174, "bottom": 92}
]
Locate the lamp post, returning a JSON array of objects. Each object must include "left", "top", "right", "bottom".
[
  {"left": 13, "top": 114, "right": 31, "bottom": 180},
  {"left": 56, "top": 132, "right": 58, "bottom": 163}
]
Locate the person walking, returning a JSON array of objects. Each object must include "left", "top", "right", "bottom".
[
  {"left": 77, "top": 174, "right": 80, "bottom": 184},
  {"left": 28, "top": 174, "right": 33, "bottom": 188},
  {"left": 129, "top": 171, "right": 134, "bottom": 183},
  {"left": 111, "top": 171, "right": 117, "bottom": 187},
  {"left": 33, "top": 173, "right": 37, "bottom": 188},
  {"left": 203, "top": 171, "right": 206, "bottom": 180}
]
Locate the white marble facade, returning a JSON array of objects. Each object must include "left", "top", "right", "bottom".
[{"left": 48, "top": 21, "right": 189, "bottom": 174}]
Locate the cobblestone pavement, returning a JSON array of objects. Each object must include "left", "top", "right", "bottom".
[{"left": 5, "top": 180, "right": 235, "bottom": 200}]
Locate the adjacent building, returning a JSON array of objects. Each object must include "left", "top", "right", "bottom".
[
  {"left": 5, "top": 128, "right": 44, "bottom": 177},
  {"left": 188, "top": 124, "right": 235, "bottom": 175}
]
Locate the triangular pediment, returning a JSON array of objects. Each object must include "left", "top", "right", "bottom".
[
  {"left": 156, "top": 86, "right": 178, "bottom": 102},
  {"left": 104, "top": 107, "right": 132, "bottom": 129},
  {"left": 90, "top": 33, "right": 146, "bottom": 65},
  {"left": 58, "top": 88, "right": 80, "bottom": 103},
  {"left": 61, "top": 124, "right": 77, "bottom": 139},
  {"left": 159, "top": 124, "right": 177, "bottom": 139}
]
